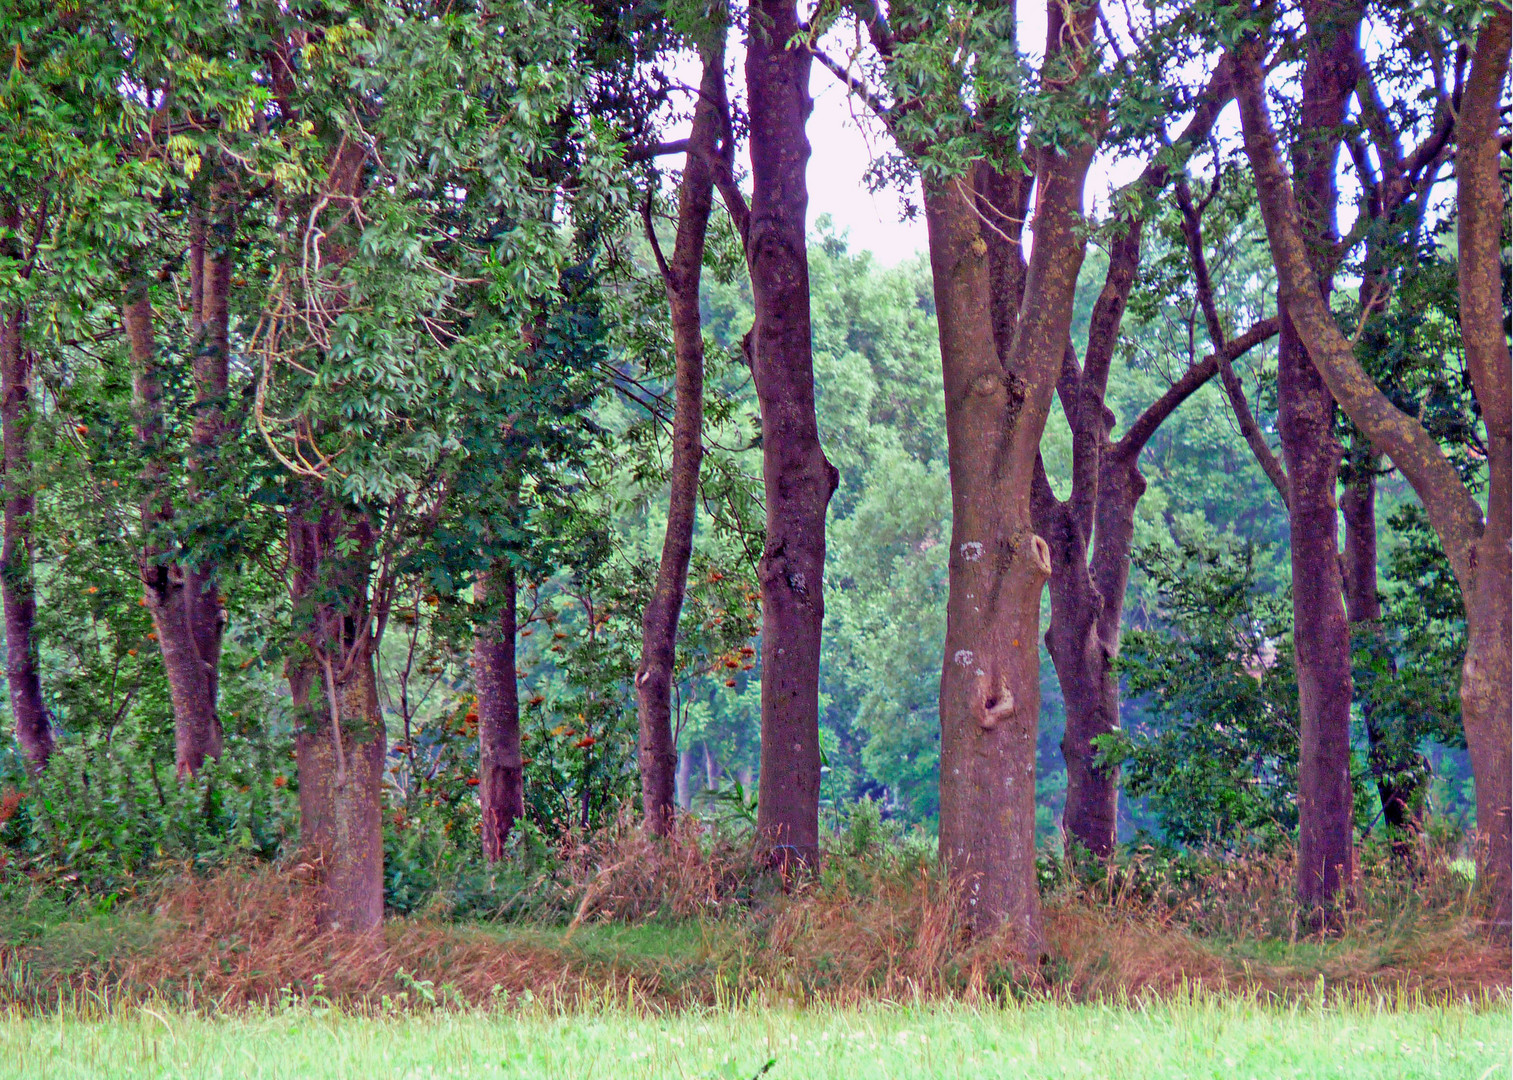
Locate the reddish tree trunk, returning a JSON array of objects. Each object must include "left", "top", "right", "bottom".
[
  {"left": 635, "top": 44, "right": 725, "bottom": 836},
  {"left": 930, "top": 175, "right": 1055, "bottom": 941},
  {"left": 287, "top": 495, "right": 387, "bottom": 932},
  {"left": 0, "top": 303, "right": 50, "bottom": 770},
  {"left": 1278, "top": 0, "right": 1360, "bottom": 912},
  {"left": 181, "top": 196, "right": 235, "bottom": 754},
  {"left": 1454, "top": 9, "right": 1512, "bottom": 932},
  {"left": 1232, "top": 9, "right": 1510, "bottom": 930},
  {"left": 919, "top": 1, "right": 1102, "bottom": 944},
  {"left": 474, "top": 563, "right": 524, "bottom": 858},
  {"left": 1342, "top": 465, "right": 1423, "bottom": 840},
  {"left": 745, "top": 0, "right": 837, "bottom": 867},
  {"left": 1281, "top": 311, "right": 1355, "bottom": 911},
  {"left": 1035, "top": 65, "right": 1240, "bottom": 858},
  {"left": 123, "top": 280, "right": 222, "bottom": 776}
]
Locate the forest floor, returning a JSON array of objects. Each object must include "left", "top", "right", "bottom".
[
  {"left": 0, "top": 832, "right": 1508, "bottom": 1077},
  {"left": 0, "top": 844, "right": 1507, "bottom": 1010},
  {"left": 1, "top": 995, "right": 1507, "bottom": 1079}
]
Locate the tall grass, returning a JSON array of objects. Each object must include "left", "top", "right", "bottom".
[{"left": 0, "top": 809, "right": 1503, "bottom": 1013}]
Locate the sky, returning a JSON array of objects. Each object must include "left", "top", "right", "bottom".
[
  {"left": 663, "top": 1, "right": 1399, "bottom": 266},
  {"left": 664, "top": 0, "right": 1107, "bottom": 266}
]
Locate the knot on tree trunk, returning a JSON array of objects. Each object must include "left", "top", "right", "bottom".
[
  {"left": 1030, "top": 534, "right": 1052, "bottom": 580},
  {"left": 973, "top": 670, "right": 1015, "bottom": 730}
]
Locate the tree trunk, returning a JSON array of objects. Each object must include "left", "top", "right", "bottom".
[
  {"left": 1281, "top": 311, "right": 1355, "bottom": 911},
  {"left": 1037, "top": 63, "right": 1241, "bottom": 859},
  {"left": 929, "top": 172, "right": 1061, "bottom": 943},
  {"left": 1455, "top": 6, "right": 1512, "bottom": 932},
  {"left": 181, "top": 194, "right": 235, "bottom": 761},
  {"left": 287, "top": 496, "right": 386, "bottom": 932},
  {"left": 1043, "top": 451, "right": 1141, "bottom": 860},
  {"left": 635, "top": 43, "right": 724, "bottom": 836},
  {"left": 1232, "top": 9, "right": 1510, "bottom": 929},
  {"left": 1462, "top": 484, "right": 1511, "bottom": 931},
  {"left": 675, "top": 745, "right": 695, "bottom": 810},
  {"left": 1342, "top": 464, "right": 1424, "bottom": 841},
  {"left": 123, "top": 280, "right": 222, "bottom": 777},
  {"left": 1276, "top": 0, "right": 1360, "bottom": 912},
  {"left": 925, "top": 0, "right": 1100, "bottom": 944},
  {"left": 0, "top": 304, "right": 50, "bottom": 770},
  {"left": 745, "top": 0, "right": 837, "bottom": 867},
  {"left": 474, "top": 563, "right": 524, "bottom": 859}
]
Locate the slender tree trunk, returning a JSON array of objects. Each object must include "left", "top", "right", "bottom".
[
  {"left": 1033, "top": 63, "right": 1240, "bottom": 859},
  {"left": 181, "top": 192, "right": 236, "bottom": 763},
  {"left": 0, "top": 304, "right": 50, "bottom": 770},
  {"left": 1281, "top": 310, "right": 1355, "bottom": 911},
  {"left": 474, "top": 563, "right": 524, "bottom": 858},
  {"left": 1455, "top": 7, "right": 1512, "bottom": 931},
  {"left": 287, "top": 495, "right": 386, "bottom": 932},
  {"left": 675, "top": 745, "right": 695, "bottom": 809},
  {"left": 1276, "top": 0, "right": 1360, "bottom": 912},
  {"left": 703, "top": 742, "right": 719, "bottom": 790},
  {"left": 636, "top": 44, "right": 725, "bottom": 836},
  {"left": 1044, "top": 452, "right": 1140, "bottom": 859},
  {"left": 124, "top": 280, "right": 221, "bottom": 776},
  {"left": 745, "top": 0, "right": 837, "bottom": 867},
  {"left": 1042, "top": 490, "right": 1120, "bottom": 857},
  {"left": 1342, "top": 464, "right": 1424, "bottom": 842},
  {"left": 1232, "top": 9, "right": 1510, "bottom": 929}
]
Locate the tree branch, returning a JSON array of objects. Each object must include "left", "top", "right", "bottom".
[
  {"left": 810, "top": 47, "right": 891, "bottom": 125},
  {"left": 1114, "top": 317, "right": 1280, "bottom": 462},
  {"left": 1174, "top": 177, "right": 1290, "bottom": 506},
  {"left": 1233, "top": 40, "right": 1484, "bottom": 585}
]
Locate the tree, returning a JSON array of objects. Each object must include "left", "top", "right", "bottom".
[
  {"left": 1034, "top": 59, "right": 1280, "bottom": 859},
  {"left": 635, "top": 26, "right": 732, "bottom": 835},
  {"left": 815, "top": 0, "right": 1107, "bottom": 940},
  {"left": 0, "top": 207, "right": 50, "bottom": 771},
  {"left": 1232, "top": 7, "right": 1511, "bottom": 928},
  {"left": 742, "top": 0, "right": 839, "bottom": 867},
  {"left": 245, "top": 1, "right": 626, "bottom": 928}
]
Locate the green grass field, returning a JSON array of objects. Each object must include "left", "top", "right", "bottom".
[{"left": 1, "top": 997, "right": 1505, "bottom": 1079}]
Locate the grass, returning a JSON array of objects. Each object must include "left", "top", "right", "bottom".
[{"left": 0, "top": 996, "right": 1505, "bottom": 1079}]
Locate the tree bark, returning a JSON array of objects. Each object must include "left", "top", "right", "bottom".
[
  {"left": 635, "top": 43, "right": 725, "bottom": 836},
  {"left": 1341, "top": 463, "right": 1423, "bottom": 840},
  {"left": 1232, "top": 9, "right": 1510, "bottom": 929},
  {"left": 474, "top": 562, "right": 524, "bottom": 858},
  {"left": 1037, "top": 62, "right": 1238, "bottom": 859},
  {"left": 1453, "top": 8, "right": 1512, "bottom": 932},
  {"left": 1275, "top": 0, "right": 1360, "bottom": 914},
  {"left": 124, "top": 279, "right": 222, "bottom": 777},
  {"left": 928, "top": 174, "right": 1055, "bottom": 942},
  {"left": 745, "top": 0, "right": 837, "bottom": 867},
  {"left": 1281, "top": 309, "right": 1356, "bottom": 911},
  {"left": 0, "top": 302, "right": 50, "bottom": 771},
  {"left": 287, "top": 495, "right": 387, "bottom": 932},
  {"left": 916, "top": 0, "right": 1102, "bottom": 944},
  {"left": 181, "top": 191, "right": 236, "bottom": 764}
]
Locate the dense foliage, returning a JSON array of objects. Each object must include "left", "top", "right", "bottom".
[{"left": 0, "top": 0, "right": 1502, "bottom": 936}]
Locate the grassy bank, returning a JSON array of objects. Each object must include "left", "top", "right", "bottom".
[{"left": 2, "top": 996, "right": 1506, "bottom": 1079}]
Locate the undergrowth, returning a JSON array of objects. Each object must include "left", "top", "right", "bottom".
[{"left": 0, "top": 800, "right": 1503, "bottom": 1014}]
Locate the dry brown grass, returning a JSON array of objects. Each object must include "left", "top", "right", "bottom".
[{"left": 1, "top": 822, "right": 1505, "bottom": 1013}]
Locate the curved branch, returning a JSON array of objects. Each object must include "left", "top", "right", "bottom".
[
  {"left": 1174, "top": 177, "right": 1289, "bottom": 506},
  {"left": 1233, "top": 41, "right": 1483, "bottom": 584},
  {"left": 1114, "top": 316, "right": 1280, "bottom": 463}
]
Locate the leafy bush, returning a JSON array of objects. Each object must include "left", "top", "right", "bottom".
[
  {"left": 1097, "top": 539, "right": 1300, "bottom": 847},
  {"left": 0, "top": 729, "right": 295, "bottom": 898}
]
